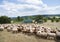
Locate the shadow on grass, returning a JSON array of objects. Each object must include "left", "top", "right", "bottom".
[{"left": 55, "top": 36, "right": 60, "bottom": 42}]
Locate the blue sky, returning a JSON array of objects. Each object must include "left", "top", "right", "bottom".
[
  {"left": 0, "top": 0, "right": 60, "bottom": 17},
  {"left": 42, "top": 0, "right": 60, "bottom": 6}
]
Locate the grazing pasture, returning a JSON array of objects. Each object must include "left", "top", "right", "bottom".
[
  {"left": 0, "top": 30, "right": 55, "bottom": 42},
  {"left": 0, "top": 22, "right": 60, "bottom": 42}
]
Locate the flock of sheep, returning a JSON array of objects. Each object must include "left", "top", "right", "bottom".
[{"left": 0, "top": 23, "right": 60, "bottom": 40}]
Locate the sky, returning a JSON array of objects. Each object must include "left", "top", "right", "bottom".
[{"left": 0, "top": 0, "right": 60, "bottom": 17}]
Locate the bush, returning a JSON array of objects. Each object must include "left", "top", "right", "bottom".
[
  {"left": 0, "top": 16, "right": 11, "bottom": 24},
  {"left": 51, "top": 19, "right": 54, "bottom": 22},
  {"left": 55, "top": 19, "right": 59, "bottom": 22}
]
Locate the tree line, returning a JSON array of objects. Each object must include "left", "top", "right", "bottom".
[{"left": 0, "top": 15, "right": 60, "bottom": 24}]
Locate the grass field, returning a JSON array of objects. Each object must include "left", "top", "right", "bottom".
[
  {"left": 40, "top": 21, "right": 60, "bottom": 29},
  {"left": 0, "top": 21, "right": 60, "bottom": 42},
  {"left": 0, "top": 30, "right": 55, "bottom": 42}
]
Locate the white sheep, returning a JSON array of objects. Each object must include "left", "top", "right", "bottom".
[
  {"left": 12, "top": 27, "right": 18, "bottom": 33},
  {"left": 36, "top": 31, "right": 47, "bottom": 38},
  {"left": 29, "top": 28, "right": 36, "bottom": 34},
  {"left": 47, "top": 33, "right": 56, "bottom": 40},
  {"left": 0, "top": 26, "right": 4, "bottom": 31},
  {"left": 7, "top": 27, "right": 12, "bottom": 32},
  {"left": 56, "top": 31, "right": 60, "bottom": 37}
]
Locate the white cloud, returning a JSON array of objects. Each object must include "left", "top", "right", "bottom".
[
  {"left": 17, "top": 0, "right": 43, "bottom": 4},
  {"left": 0, "top": 0, "right": 60, "bottom": 17}
]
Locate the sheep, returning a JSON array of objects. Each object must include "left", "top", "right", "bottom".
[
  {"left": 50, "top": 29, "right": 57, "bottom": 33},
  {"left": 36, "top": 31, "right": 47, "bottom": 39},
  {"left": 56, "top": 32, "right": 60, "bottom": 37},
  {"left": 7, "top": 27, "right": 12, "bottom": 32},
  {"left": 56, "top": 31, "right": 60, "bottom": 40},
  {"left": 0, "top": 26, "right": 4, "bottom": 31},
  {"left": 2, "top": 24, "right": 9, "bottom": 29},
  {"left": 47, "top": 33, "right": 56, "bottom": 40},
  {"left": 45, "top": 27, "right": 52, "bottom": 33},
  {"left": 17, "top": 26, "right": 23, "bottom": 32},
  {"left": 22, "top": 26, "right": 30, "bottom": 34},
  {"left": 12, "top": 27, "right": 18, "bottom": 33},
  {"left": 29, "top": 27, "right": 36, "bottom": 35}
]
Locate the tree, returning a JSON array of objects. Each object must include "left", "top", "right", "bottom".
[
  {"left": 34, "top": 15, "right": 43, "bottom": 23},
  {"left": 17, "top": 16, "right": 23, "bottom": 22},
  {"left": 17, "top": 16, "right": 20, "bottom": 21},
  {"left": 51, "top": 16, "right": 55, "bottom": 22},
  {"left": 0, "top": 16, "right": 11, "bottom": 24},
  {"left": 43, "top": 18, "right": 48, "bottom": 22}
]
